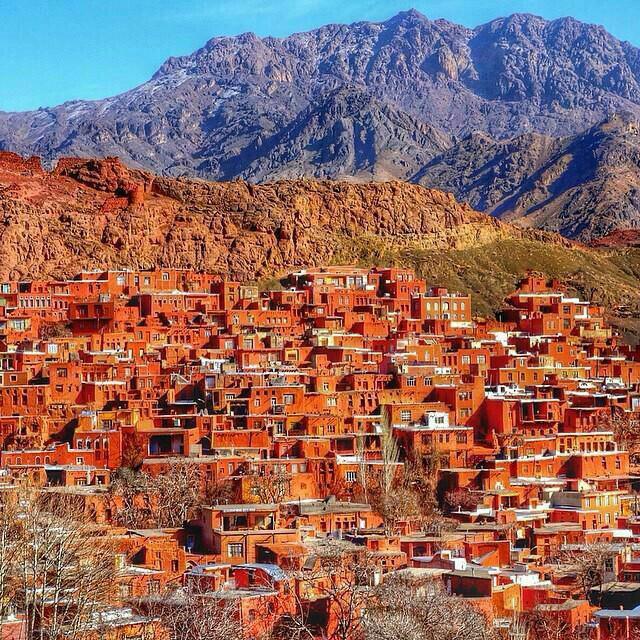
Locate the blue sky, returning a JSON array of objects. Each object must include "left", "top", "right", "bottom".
[{"left": 1, "top": 0, "right": 639, "bottom": 112}]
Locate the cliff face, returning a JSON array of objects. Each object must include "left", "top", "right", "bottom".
[{"left": 0, "top": 153, "right": 524, "bottom": 281}]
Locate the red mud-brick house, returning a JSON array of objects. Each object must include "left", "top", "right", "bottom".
[{"left": 201, "top": 504, "right": 301, "bottom": 564}]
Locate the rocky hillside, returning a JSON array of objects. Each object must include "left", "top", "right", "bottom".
[
  {"left": 213, "top": 88, "right": 452, "bottom": 182},
  {"left": 0, "top": 151, "right": 517, "bottom": 282},
  {"left": 418, "top": 113, "right": 640, "bottom": 241},
  {"left": 1, "top": 152, "right": 639, "bottom": 341},
  {"left": 592, "top": 228, "right": 640, "bottom": 248}
]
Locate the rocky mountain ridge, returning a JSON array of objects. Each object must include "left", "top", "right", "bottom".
[
  {"left": 418, "top": 113, "right": 640, "bottom": 241},
  {"left": 0, "top": 152, "right": 524, "bottom": 282},
  {"left": 2, "top": 11, "right": 640, "bottom": 241}
]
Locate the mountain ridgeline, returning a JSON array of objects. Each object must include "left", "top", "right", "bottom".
[{"left": 2, "top": 10, "right": 640, "bottom": 240}]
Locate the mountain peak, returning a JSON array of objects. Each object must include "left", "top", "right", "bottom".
[{"left": 385, "top": 8, "right": 429, "bottom": 25}]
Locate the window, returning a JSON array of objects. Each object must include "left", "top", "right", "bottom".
[
  {"left": 283, "top": 394, "right": 294, "bottom": 405},
  {"left": 400, "top": 410, "right": 411, "bottom": 423},
  {"left": 406, "top": 377, "right": 416, "bottom": 387},
  {"left": 345, "top": 471, "right": 357, "bottom": 483},
  {"left": 227, "top": 543, "right": 244, "bottom": 557}
]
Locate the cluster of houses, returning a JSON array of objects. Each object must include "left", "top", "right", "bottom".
[{"left": 1, "top": 265, "right": 640, "bottom": 639}]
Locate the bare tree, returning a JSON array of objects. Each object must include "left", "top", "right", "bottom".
[
  {"left": 364, "top": 572, "right": 496, "bottom": 640},
  {"left": 444, "top": 487, "right": 481, "bottom": 513},
  {"left": 368, "top": 482, "right": 421, "bottom": 535},
  {"left": 365, "top": 407, "right": 422, "bottom": 534},
  {"left": 120, "top": 430, "right": 147, "bottom": 471},
  {"left": 9, "top": 490, "right": 117, "bottom": 640},
  {"left": 379, "top": 407, "right": 399, "bottom": 497},
  {"left": 107, "top": 467, "right": 154, "bottom": 528},
  {"left": 0, "top": 489, "right": 21, "bottom": 623},
  {"left": 292, "top": 539, "right": 376, "bottom": 640},
  {"left": 108, "top": 460, "right": 203, "bottom": 529},
  {"left": 249, "top": 465, "right": 292, "bottom": 504},
  {"left": 554, "top": 542, "right": 619, "bottom": 601},
  {"left": 597, "top": 408, "right": 640, "bottom": 464},
  {"left": 355, "top": 434, "right": 369, "bottom": 505},
  {"left": 149, "top": 459, "right": 203, "bottom": 527},
  {"left": 205, "top": 477, "right": 236, "bottom": 505},
  {"left": 139, "top": 582, "right": 242, "bottom": 640},
  {"left": 40, "top": 322, "right": 72, "bottom": 340},
  {"left": 524, "top": 607, "right": 591, "bottom": 640}
]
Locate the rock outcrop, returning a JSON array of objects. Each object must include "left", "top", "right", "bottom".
[
  {"left": 591, "top": 228, "right": 640, "bottom": 248},
  {"left": 0, "top": 154, "right": 557, "bottom": 282}
]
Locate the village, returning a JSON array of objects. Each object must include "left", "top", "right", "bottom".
[{"left": 0, "top": 265, "right": 639, "bottom": 640}]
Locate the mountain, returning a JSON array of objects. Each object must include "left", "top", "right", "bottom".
[
  {"left": 3, "top": 10, "right": 640, "bottom": 184},
  {"left": 211, "top": 87, "right": 452, "bottom": 182},
  {"left": 417, "top": 113, "right": 640, "bottom": 241},
  {"left": 1, "top": 152, "right": 639, "bottom": 342},
  {"left": 3, "top": 11, "right": 640, "bottom": 241}
]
